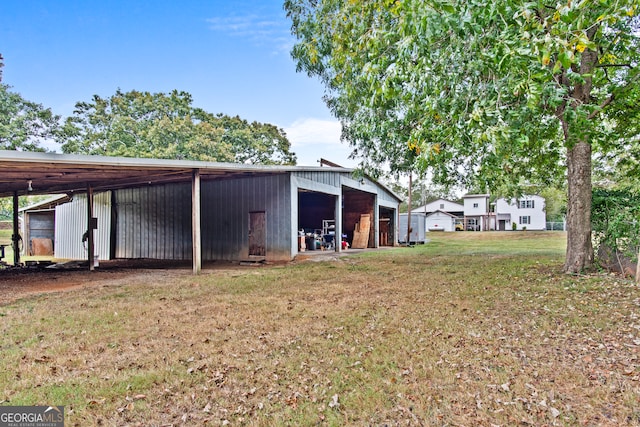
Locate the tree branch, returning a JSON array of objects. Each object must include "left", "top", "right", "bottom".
[
  {"left": 588, "top": 95, "right": 615, "bottom": 120},
  {"left": 588, "top": 72, "right": 640, "bottom": 120},
  {"left": 596, "top": 63, "right": 634, "bottom": 69}
]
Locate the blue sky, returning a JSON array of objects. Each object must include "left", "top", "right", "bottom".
[{"left": 0, "top": 0, "right": 356, "bottom": 167}]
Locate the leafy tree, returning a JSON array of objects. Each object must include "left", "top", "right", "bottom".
[
  {"left": 386, "top": 177, "right": 459, "bottom": 213},
  {"left": 593, "top": 81, "right": 640, "bottom": 185},
  {"left": 0, "top": 54, "right": 62, "bottom": 233},
  {"left": 286, "top": 0, "right": 640, "bottom": 273},
  {"left": 58, "top": 89, "right": 297, "bottom": 165},
  {"left": 0, "top": 55, "right": 60, "bottom": 152},
  {"left": 213, "top": 114, "right": 298, "bottom": 165},
  {"left": 539, "top": 187, "right": 566, "bottom": 224},
  {"left": 592, "top": 187, "right": 640, "bottom": 272}
]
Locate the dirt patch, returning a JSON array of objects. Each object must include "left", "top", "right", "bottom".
[
  {"left": 0, "top": 258, "right": 251, "bottom": 306},
  {"left": 0, "top": 268, "right": 148, "bottom": 306}
]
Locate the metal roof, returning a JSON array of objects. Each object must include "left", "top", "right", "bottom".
[{"left": 0, "top": 150, "right": 357, "bottom": 198}]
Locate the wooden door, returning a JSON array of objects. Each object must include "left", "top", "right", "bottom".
[{"left": 249, "top": 211, "right": 266, "bottom": 257}]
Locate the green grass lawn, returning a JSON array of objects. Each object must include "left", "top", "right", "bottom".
[
  {"left": 1, "top": 231, "right": 639, "bottom": 426},
  {"left": 0, "top": 228, "right": 14, "bottom": 263}
]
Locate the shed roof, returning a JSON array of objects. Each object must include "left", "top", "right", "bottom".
[
  {"left": 0, "top": 150, "right": 364, "bottom": 198},
  {"left": 426, "top": 210, "right": 460, "bottom": 219}
]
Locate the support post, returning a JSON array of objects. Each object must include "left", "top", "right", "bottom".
[
  {"left": 87, "top": 184, "right": 95, "bottom": 271},
  {"left": 12, "top": 192, "right": 21, "bottom": 265},
  {"left": 334, "top": 194, "right": 341, "bottom": 253},
  {"left": 192, "top": 169, "right": 202, "bottom": 274}
]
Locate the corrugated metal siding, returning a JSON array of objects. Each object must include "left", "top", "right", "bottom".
[
  {"left": 54, "top": 192, "right": 112, "bottom": 260},
  {"left": 292, "top": 171, "right": 342, "bottom": 187},
  {"left": 202, "top": 175, "right": 292, "bottom": 261},
  {"left": 295, "top": 171, "right": 398, "bottom": 206},
  {"left": 114, "top": 184, "right": 192, "bottom": 259},
  {"left": 378, "top": 188, "right": 398, "bottom": 204}
]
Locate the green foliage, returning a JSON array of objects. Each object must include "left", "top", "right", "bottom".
[
  {"left": 0, "top": 195, "right": 55, "bottom": 222},
  {"left": 286, "top": 0, "right": 639, "bottom": 271},
  {"left": 539, "top": 186, "right": 567, "bottom": 223},
  {"left": 385, "top": 177, "right": 459, "bottom": 212},
  {"left": 593, "top": 81, "right": 640, "bottom": 185},
  {"left": 285, "top": 0, "right": 638, "bottom": 188},
  {"left": 57, "top": 89, "right": 296, "bottom": 165},
  {"left": 0, "top": 83, "right": 60, "bottom": 152},
  {"left": 592, "top": 187, "right": 640, "bottom": 262}
]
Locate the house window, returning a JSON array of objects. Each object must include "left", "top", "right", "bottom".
[
  {"left": 519, "top": 216, "right": 531, "bottom": 225},
  {"left": 518, "top": 200, "right": 535, "bottom": 209},
  {"left": 473, "top": 203, "right": 478, "bottom": 208},
  {"left": 440, "top": 203, "right": 444, "bottom": 209}
]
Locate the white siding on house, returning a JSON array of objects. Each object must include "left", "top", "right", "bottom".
[
  {"left": 463, "top": 195, "right": 489, "bottom": 215},
  {"left": 413, "top": 199, "right": 464, "bottom": 214},
  {"left": 495, "top": 195, "right": 546, "bottom": 230}
]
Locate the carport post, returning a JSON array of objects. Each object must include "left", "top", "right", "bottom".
[
  {"left": 87, "top": 184, "right": 95, "bottom": 271},
  {"left": 12, "top": 192, "right": 20, "bottom": 265},
  {"left": 335, "top": 193, "right": 342, "bottom": 253},
  {"left": 192, "top": 169, "right": 202, "bottom": 274}
]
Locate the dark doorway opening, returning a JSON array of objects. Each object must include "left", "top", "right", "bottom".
[
  {"left": 249, "top": 211, "right": 266, "bottom": 257},
  {"left": 342, "top": 187, "right": 376, "bottom": 248},
  {"left": 379, "top": 206, "right": 396, "bottom": 246},
  {"left": 298, "top": 191, "right": 336, "bottom": 251}
]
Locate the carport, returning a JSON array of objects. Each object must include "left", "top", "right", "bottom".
[
  {"left": 0, "top": 151, "right": 250, "bottom": 273},
  {"left": 0, "top": 151, "right": 401, "bottom": 273}
]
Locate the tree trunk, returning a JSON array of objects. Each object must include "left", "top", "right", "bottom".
[
  {"left": 564, "top": 141, "right": 593, "bottom": 273},
  {"left": 562, "top": 28, "right": 598, "bottom": 274}
]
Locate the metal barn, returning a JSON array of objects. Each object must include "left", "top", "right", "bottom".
[{"left": 0, "top": 151, "right": 401, "bottom": 272}]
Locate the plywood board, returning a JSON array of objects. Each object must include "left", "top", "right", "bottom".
[
  {"left": 351, "top": 214, "right": 371, "bottom": 249},
  {"left": 31, "top": 238, "right": 53, "bottom": 256}
]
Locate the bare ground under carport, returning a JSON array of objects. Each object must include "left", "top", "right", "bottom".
[
  {"left": 0, "top": 250, "right": 360, "bottom": 306},
  {"left": 0, "top": 261, "right": 189, "bottom": 306}
]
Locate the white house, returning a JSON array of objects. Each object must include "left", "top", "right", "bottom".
[
  {"left": 495, "top": 195, "right": 546, "bottom": 231},
  {"left": 412, "top": 199, "right": 464, "bottom": 216},
  {"left": 463, "top": 194, "right": 491, "bottom": 231},
  {"left": 405, "top": 193, "right": 546, "bottom": 235}
]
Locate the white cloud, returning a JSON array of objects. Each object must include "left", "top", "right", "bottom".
[
  {"left": 284, "top": 118, "right": 358, "bottom": 167},
  {"left": 207, "top": 15, "right": 279, "bottom": 34},
  {"left": 284, "top": 118, "right": 342, "bottom": 147},
  {"left": 206, "top": 13, "right": 293, "bottom": 53}
]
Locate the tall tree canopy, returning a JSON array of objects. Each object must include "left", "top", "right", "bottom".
[
  {"left": 286, "top": 0, "right": 640, "bottom": 273},
  {"left": 58, "top": 89, "right": 297, "bottom": 165},
  {"left": 0, "top": 53, "right": 60, "bottom": 152}
]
